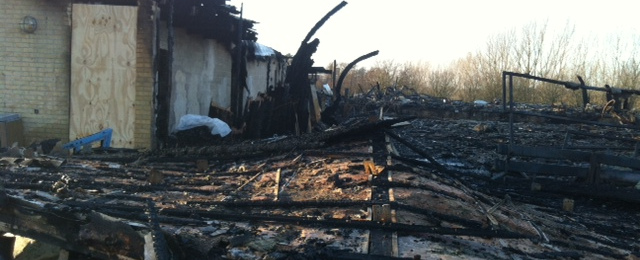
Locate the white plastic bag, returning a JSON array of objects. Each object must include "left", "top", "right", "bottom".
[{"left": 174, "top": 114, "right": 232, "bottom": 137}]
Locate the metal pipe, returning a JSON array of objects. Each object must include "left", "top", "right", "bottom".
[
  {"left": 502, "top": 71, "right": 507, "bottom": 112},
  {"left": 508, "top": 74, "right": 514, "bottom": 147},
  {"left": 512, "top": 111, "right": 640, "bottom": 130},
  {"left": 503, "top": 71, "right": 639, "bottom": 94}
]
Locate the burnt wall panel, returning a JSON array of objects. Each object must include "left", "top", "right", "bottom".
[{"left": 166, "top": 27, "right": 232, "bottom": 133}]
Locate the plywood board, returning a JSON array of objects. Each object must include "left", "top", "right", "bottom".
[{"left": 70, "top": 4, "right": 137, "bottom": 148}]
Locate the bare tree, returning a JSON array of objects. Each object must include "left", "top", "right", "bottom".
[
  {"left": 454, "top": 53, "right": 484, "bottom": 102},
  {"left": 452, "top": 21, "right": 580, "bottom": 104},
  {"left": 474, "top": 31, "right": 513, "bottom": 102},
  {"left": 395, "top": 61, "right": 429, "bottom": 92},
  {"left": 365, "top": 60, "right": 401, "bottom": 88},
  {"left": 320, "top": 21, "right": 638, "bottom": 109},
  {"left": 426, "top": 68, "right": 457, "bottom": 98}
]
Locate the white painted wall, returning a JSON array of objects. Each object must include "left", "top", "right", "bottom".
[
  {"left": 245, "top": 60, "right": 268, "bottom": 99},
  {"left": 245, "top": 57, "right": 287, "bottom": 101},
  {"left": 164, "top": 28, "right": 232, "bottom": 132},
  {"left": 159, "top": 26, "right": 288, "bottom": 133}
]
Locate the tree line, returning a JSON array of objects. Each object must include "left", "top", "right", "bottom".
[{"left": 319, "top": 21, "right": 640, "bottom": 108}]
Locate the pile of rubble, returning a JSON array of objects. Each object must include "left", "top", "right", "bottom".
[{"left": 1, "top": 93, "right": 640, "bottom": 259}]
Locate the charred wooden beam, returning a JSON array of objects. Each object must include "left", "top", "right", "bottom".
[
  {"left": 146, "top": 200, "right": 170, "bottom": 260},
  {"left": 63, "top": 201, "right": 530, "bottom": 239},
  {"left": 491, "top": 167, "right": 640, "bottom": 204},
  {"left": 304, "top": 151, "right": 374, "bottom": 158},
  {"left": 323, "top": 50, "right": 379, "bottom": 125},
  {"left": 513, "top": 110, "right": 640, "bottom": 130},
  {"left": 334, "top": 50, "right": 379, "bottom": 104},
  {"left": 0, "top": 190, "right": 149, "bottom": 259},
  {"left": 66, "top": 198, "right": 484, "bottom": 230},
  {"left": 231, "top": 4, "right": 247, "bottom": 125},
  {"left": 498, "top": 144, "right": 640, "bottom": 170},
  {"left": 577, "top": 75, "right": 590, "bottom": 108},
  {"left": 162, "top": 0, "right": 176, "bottom": 148},
  {"left": 321, "top": 117, "right": 415, "bottom": 144},
  {"left": 286, "top": 1, "right": 348, "bottom": 133},
  {"left": 155, "top": 137, "right": 324, "bottom": 158},
  {"left": 566, "top": 130, "right": 640, "bottom": 143},
  {"left": 147, "top": 117, "right": 412, "bottom": 159},
  {"left": 301, "top": 1, "right": 347, "bottom": 44},
  {"left": 494, "top": 159, "right": 589, "bottom": 177},
  {"left": 497, "top": 159, "right": 640, "bottom": 186},
  {"left": 384, "top": 130, "right": 448, "bottom": 174}
]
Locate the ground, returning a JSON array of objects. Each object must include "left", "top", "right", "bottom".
[{"left": 1, "top": 96, "right": 639, "bottom": 259}]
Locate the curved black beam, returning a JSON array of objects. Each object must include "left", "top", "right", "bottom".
[
  {"left": 335, "top": 50, "right": 379, "bottom": 104},
  {"left": 302, "top": 1, "right": 348, "bottom": 44}
]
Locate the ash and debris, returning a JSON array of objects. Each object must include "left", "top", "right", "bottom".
[{"left": 1, "top": 93, "right": 640, "bottom": 259}]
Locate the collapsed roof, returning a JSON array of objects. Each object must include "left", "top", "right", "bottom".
[{"left": 1, "top": 93, "right": 639, "bottom": 258}]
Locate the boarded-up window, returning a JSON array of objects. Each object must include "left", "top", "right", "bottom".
[{"left": 70, "top": 4, "right": 137, "bottom": 148}]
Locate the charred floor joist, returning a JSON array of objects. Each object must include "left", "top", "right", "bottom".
[{"left": 1, "top": 113, "right": 639, "bottom": 259}]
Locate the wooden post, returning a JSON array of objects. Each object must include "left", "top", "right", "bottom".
[
  {"left": 332, "top": 60, "right": 337, "bottom": 90},
  {"left": 581, "top": 88, "right": 590, "bottom": 109},
  {"left": 148, "top": 168, "right": 164, "bottom": 185},
  {"left": 231, "top": 4, "right": 245, "bottom": 124},
  {"left": 196, "top": 159, "right": 208, "bottom": 172},
  {"left": 309, "top": 83, "right": 321, "bottom": 125},
  {"left": 578, "top": 75, "right": 589, "bottom": 109},
  {"left": 285, "top": 2, "right": 348, "bottom": 133},
  {"left": 274, "top": 168, "right": 281, "bottom": 201},
  {"left": 562, "top": 198, "right": 575, "bottom": 212},
  {"left": 58, "top": 249, "right": 70, "bottom": 260},
  {"left": 0, "top": 235, "right": 14, "bottom": 260},
  {"left": 587, "top": 153, "right": 601, "bottom": 184}
]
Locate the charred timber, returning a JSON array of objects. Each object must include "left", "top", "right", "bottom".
[
  {"left": 62, "top": 201, "right": 530, "bottom": 239},
  {"left": 149, "top": 117, "right": 412, "bottom": 158},
  {"left": 286, "top": 1, "right": 347, "bottom": 133},
  {"left": 384, "top": 130, "right": 449, "bottom": 174},
  {"left": 146, "top": 200, "right": 170, "bottom": 260},
  {"left": 66, "top": 198, "right": 483, "bottom": 229},
  {"left": 0, "top": 191, "right": 148, "bottom": 259},
  {"left": 334, "top": 50, "right": 379, "bottom": 105},
  {"left": 301, "top": 1, "right": 347, "bottom": 44},
  {"left": 323, "top": 50, "right": 379, "bottom": 125},
  {"left": 155, "top": 138, "right": 323, "bottom": 158}
]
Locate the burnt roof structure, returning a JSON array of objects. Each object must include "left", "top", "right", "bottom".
[{"left": 157, "top": 0, "right": 257, "bottom": 48}]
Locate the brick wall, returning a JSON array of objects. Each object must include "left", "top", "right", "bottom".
[
  {"left": 0, "top": 0, "right": 72, "bottom": 145},
  {"left": 134, "top": 0, "right": 155, "bottom": 149},
  {"left": 0, "top": 0, "right": 156, "bottom": 149}
]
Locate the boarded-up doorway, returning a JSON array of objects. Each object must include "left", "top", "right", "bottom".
[{"left": 70, "top": 4, "right": 137, "bottom": 148}]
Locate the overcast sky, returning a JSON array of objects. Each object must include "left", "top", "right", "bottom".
[{"left": 228, "top": 0, "right": 639, "bottom": 68}]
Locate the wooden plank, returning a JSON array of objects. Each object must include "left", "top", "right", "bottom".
[
  {"left": 497, "top": 144, "right": 591, "bottom": 161},
  {"left": 494, "top": 160, "right": 589, "bottom": 177},
  {"left": 0, "top": 191, "right": 147, "bottom": 259},
  {"left": 495, "top": 160, "right": 640, "bottom": 184},
  {"left": 70, "top": 4, "right": 138, "bottom": 148},
  {"left": 598, "top": 153, "right": 640, "bottom": 170},
  {"left": 309, "top": 84, "right": 321, "bottom": 124},
  {"left": 498, "top": 144, "right": 640, "bottom": 170}
]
